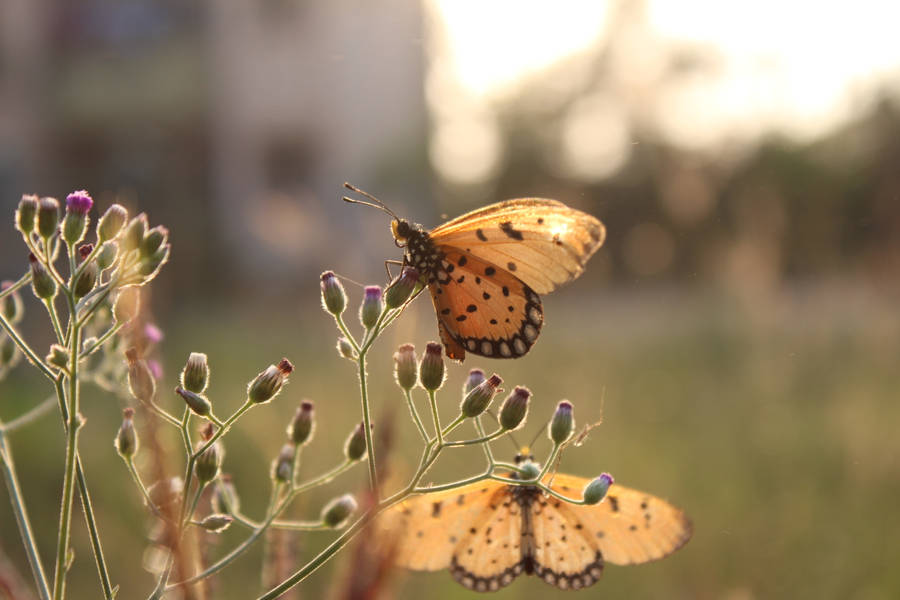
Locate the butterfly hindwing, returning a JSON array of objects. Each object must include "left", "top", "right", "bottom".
[
  {"left": 429, "top": 199, "right": 605, "bottom": 295},
  {"left": 374, "top": 480, "right": 507, "bottom": 572},
  {"left": 450, "top": 486, "right": 524, "bottom": 592},
  {"left": 543, "top": 474, "right": 693, "bottom": 567},
  {"left": 428, "top": 247, "right": 543, "bottom": 360}
]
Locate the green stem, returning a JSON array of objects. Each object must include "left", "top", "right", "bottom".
[
  {"left": 0, "top": 428, "right": 52, "bottom": 600},
  {"left": 78, "top": 323, "right": 123, "bottom": 359},
  {"left": 403, "top": 389, "right": 428, "bottom": 442},
  {"left": 334, "top": 315, "right": 360, "bottom": 354},
  {"left": 427, "top": 389, "right": 443, "bottom": 444},
  {"left": 356, "top": 349, "right": 378, "bottom": 494},
  {"left": 43, "top": 298, "right": 65, "bottom": 343},
  {"left": 444, "top": 424, "right": 504, "bottom": 448},
  {"left": 1, "top": 396, "right": 56, "bottom": 432},
  {"left": 52, "top": 327, "right": 81, "bottom": 600},
  {"left": 0, "top": 271, "right": 31, "bottom": 298},
  {"left": 124, "top": 458, "right": 164, "bottom": 518}
]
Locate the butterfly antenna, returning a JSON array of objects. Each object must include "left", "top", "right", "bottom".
[{"left": 343, "top": 182, "right": 400, "bottom": 221}]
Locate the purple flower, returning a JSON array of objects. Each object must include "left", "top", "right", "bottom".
[
  {"left": 147, "top": 359, "right": 164, "bottom": 380},
  {"left": 144, "top": 323, "right": 164, "bottom": 344},
  {"left": 65, "top": 190, "right": 93, "bottom": 215}
]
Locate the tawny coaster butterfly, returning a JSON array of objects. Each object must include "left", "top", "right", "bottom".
[
  {"left": 375, "top": 455, "right": 692, "bottom": 592},
  {"left": 344, "top": 184, "right": 605, "bottom": 360}
]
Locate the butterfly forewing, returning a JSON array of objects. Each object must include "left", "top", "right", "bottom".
[
  {"left": 429, "top": 199, "right": 605, "bottom": 295},
  {"left": 429, "top": 248, "right": 543, "bottom": 360},
  {"left": 544, "top": 474, "right": 693, "bottom": 566}
]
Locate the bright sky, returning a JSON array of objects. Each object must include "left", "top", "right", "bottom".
[{"left": 427, "top": 0, "right": 900, "bottom": 183}]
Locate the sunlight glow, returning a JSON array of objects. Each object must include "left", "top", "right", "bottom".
[{"left": 428, "top": 0, "right": 900, "bottom": 182}]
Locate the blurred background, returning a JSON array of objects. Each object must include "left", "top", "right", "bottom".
[{"left": 2, "top": 0, "right": 899, "bottom": 598}]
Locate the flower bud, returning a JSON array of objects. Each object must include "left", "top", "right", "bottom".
[
  {"left": 16, "top": 195, "right": 38, "bottom": 235},
  {"left": 115, "top": 407, "right": 138, "bottom": 458},
  {"left": 73, "top": 253, "right": 99, "bottom": 299},
  {"left": 549, "top": 400, "right": 574, "bottom": 445},
  {"left": 359, "top": 285, "right": 383, "bottom": 329},
  {"left": 196, "top": 439, "right": 224, "bottom": 484},
  {"left": 499, "top": 386, "right": 531, "bottom": 431},
  {"left": 212, "top": 475, "right": 240, "bottom": 514},
  {"left": 95, "top": 240, "right": 118, "bottom": 270},
  {"left": 1, "top": 281, "right": 24, "bottom": 324},
  {"left": 126, "top": 348, "right": 156, "bottom": 402},
  {"left": 46, "top": 344, "right": 70, "bottom": 370},
  {"left": 121, "top": 213, "right": 148, "bottom": 252},
  {"left": 271, "top": 443, "right": 295, "bottom": 483},
  {"left": 98, "top": 203, "right": 128, "bottom": 242},
  {"left": 582, "top": 473, "right": 614, "bottom": 505},
  {"left": 37, "top": 197, "right": 60, "bottom": 239},
  {"left": 1, "top": 335, "right": 19, "bottom": 369},
  {"left": 393, "top": 343, "right": 417, "bottom": 391},
  {"left": 321, "top": 494, "right": 357, "bottom": 528},
  {"left": 199, "top": 514, "right": 233, "bottom": 533},
  {"left": 419, "top": 342, "right": 445, "bottom": 391},
  {"left": 62, "top": 190, "right": 93, "bottom": 247},
  {"left": 464, "top": 368, "right": 486, "bottom": 396},
  {"left": 176, "top": 386, "right": 212, "bottom": 417},
  {"left": 344, "top": 421, "right": 368, "bottom": 461},
  {"left": 460, "top": 374, "right": 502, "bottom": 418},
  {"left": 28, "top": 253, "right": 56, "bottom": 299},
  {"left": 181, "top": 352, "right": 209, "bottom": 394},
  {"left": 139, "top": 245, "right": 169, "bottom": 279},
  {"left": 288, "top": 401, "right": 315, "bottom": 446},
  {"left": 113, "top": 287, "right": 140, "bottom": 324},
  {"left": 384, "top": 267, "right": 419, "bottom": 309},
  {"left": 247, "top": 358, "right": 293, "bottom": 404},
  {"left": 336, "top": 337, "right": 355, "bottom": 360},
  {"left": 320, "top": 271, "right": 346, "bottom": 316},
  {"left": 140, "top": 226, "right": 168, "bottom": 259}
]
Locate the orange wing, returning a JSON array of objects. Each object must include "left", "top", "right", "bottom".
[
  {"left": 542, "top": 474, "right": 693, "bottom": 567},
  {"left": 429, "top": 199, "right": 605, "bottom": 295},
  {"left": 427, "top": 247, "right": 543, "bottom": 360}
]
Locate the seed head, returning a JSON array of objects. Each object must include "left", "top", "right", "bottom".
[
  {"left": 181, "top": 352, "right": 210, "bottom": 394},
  {"left": 271, "top": 443, "right": 295, "bottom": 483},
  {"left": 97, "top": 203, "right": 128, "bottom": 242},
  {"left": 16, "top": 195, "right": 38, "bottom": 235},
  {"left": 37, "top": 197, "right": 60, "bottom": 239},
  {"left": 115, "top": 407, "right": 138, "bottom": 458},
  {"left": 344, "top": 421, "right": 368, "bottom": 462}
]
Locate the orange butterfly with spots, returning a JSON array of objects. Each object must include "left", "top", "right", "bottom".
[
  {"left": 375, "top": 455, "right": 692, "bottom": 592},
  {"left": 344, "top": 184, "right": 605, "bottom": 360}
]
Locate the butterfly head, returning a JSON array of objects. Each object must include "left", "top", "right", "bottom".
[
  {"left": 391, "top": 219, "right": 413, "bottom": 247},
  {"left": 512, "top": 447, "right": 541, "bottom": 480}
]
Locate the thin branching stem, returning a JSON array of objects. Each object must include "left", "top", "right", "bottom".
[{"left": 0, "top": 428, "right": 52, "bottom": 600}]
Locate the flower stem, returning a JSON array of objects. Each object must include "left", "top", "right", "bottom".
[
  {"left": 356, "top": 348, "right": 378, "bottom": 494},
  {"left": 0, "top": 427, "right": 52, "bottom": 600}
]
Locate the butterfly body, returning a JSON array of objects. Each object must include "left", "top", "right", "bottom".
[
  {"left": 391, "top": 198, "right": 604, "bottom": 360},
  {"left": 376, "top": 461, "right": 692, "bottom": 592}
]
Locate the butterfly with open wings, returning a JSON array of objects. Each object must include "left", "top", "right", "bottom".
[
  {"left": 375, "top": 453, "right": 692, "bottom": 592},
  {"left": 344, "top": 184, "right": 605, "bottom": 360}
]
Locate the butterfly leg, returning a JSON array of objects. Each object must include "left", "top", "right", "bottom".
[{"left": 384, "top": 259, "right": 404, "bottom": 281}]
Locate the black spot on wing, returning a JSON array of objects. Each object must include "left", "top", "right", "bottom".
[
  {"left": 500, "top": 221, "right": 524, "bottom": 240},
  {"left": 476, "top": 228, "right": 487, "bottom": 242}
]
